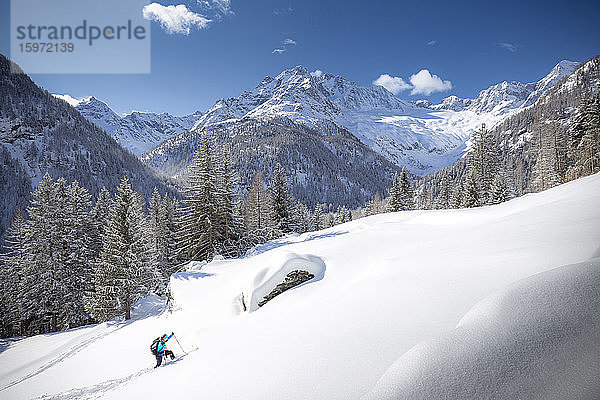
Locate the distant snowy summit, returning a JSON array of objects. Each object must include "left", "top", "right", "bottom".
[
  {"left": 53, "top": 95, "right": 202, "bottom": 156},
  {"left": 56, "top": 59, "right": 578, "bottom": 175},
  {"left": 419, "top": 60, "right": 579, "bottom": 114}
]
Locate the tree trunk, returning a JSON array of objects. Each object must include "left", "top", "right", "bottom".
[{"left": 125, "top": 294, "right": 131, "bottom": 320}]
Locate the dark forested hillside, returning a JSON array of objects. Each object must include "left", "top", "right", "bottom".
[
  {"left": 0, "top": 54, "right": 180, "bottom": 239},
  {"left": 142, "top": 117, "right": 403, "bottom": 207}
]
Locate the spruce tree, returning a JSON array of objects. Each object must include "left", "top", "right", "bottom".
[
  {"left": 490, "top": 172, "right": 511, "bottom": 204},
  {"left": 216, "top": 147, "right": 241, "bottom": 255},
  {"left": 386, "top": 173, "right": 403, "bottom": 212},
  {"left": 313, "top": 204, "right": 323, "bottom": 231},
  {"left": 435, "top": 172, "right": 450, "bottom": 209},
  {"left": 91, "top": 187, "right": 112, "bottom": 259},
  {"left": 531, "top": 128, "right": 561, "bottom": 192},
  {"left": 271, "top": 164, "right": 295, "bottom": 233},
  {"left": 0, "top": 209, "right": 28, "bottom": 337},
  {"left": 450, "top": 181, "right": 464, "bottom": 209},
  {"left": 570, "top": 93, "right": 600, "bottom": 177},
  {"left": 463, "top": 171, "right": 480, "bottom": 208},
  {"left": 21, "top": 175, "right": 94, "bottom": 333},
  {"left": 399, "top": 167, "right": 415, "bottom": 210},
  {"left": 87, "top": 176, "right": 159, "bottom": 322},
  {"left": 467, "top": 124, "right": 498, "bottom": 204},
  {"left": 179, "top": 132, "right": 220, "bottom": 262}
]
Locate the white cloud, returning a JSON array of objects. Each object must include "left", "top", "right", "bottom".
[
  {"left": 409, "top": 69, "right": 452, "bottom": 95},
  {"left": 427, "top": 40, "right": 437, "bottom": 46},
  {"left": 274, "top": 6, "right": 294, "bottom": 15},
  {"left": 272, "top": 38, "right": 297, "bottom": 55},
  {"left": 373, "top": 74, "right": 412, "bottom": 95},
  {"left": 497, "top": 42, "right": 517, "bottom": 53},
  {"left": 142, "top": 3, "right": 210, "bottom": 35},
  {"left": 197, "top": 0, "right": 233, "bottom": 17},
  {"left": 311, "top": 70, "right": 323, "bottom": 78}
]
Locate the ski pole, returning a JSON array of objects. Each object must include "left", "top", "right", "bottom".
[{"left": 173, "top": 333, "right": 186, "bottom": 354}]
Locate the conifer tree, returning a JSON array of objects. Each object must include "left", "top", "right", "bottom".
[
  {"left": 91, "top": 187, "right": 112, "bottom": 258},
  {"left": 148, "top": 188, "right": 168, "bottom": 286},
  {"left": 450, "top": 181, "right": 464, "bottom": 209},
  {"left": 271, "top": 164, "right": 295, "bottom": 233},
  {"left": 0, "top": 209, "right": 28, "bottom": 337},
  {"left": 179, "top": 132, "right": 220, "bottom": 262},
  {"left": 313, "top": 204, "right": 323, "bottom": 231},
  {"left": 490, "top": 172, "right": 511, "bottom": 204},
  {"left": 531, "top": 128, "right": 561, "bottom": 192},
  {"left": 216, "top": 147, "right": 242, "bottom": 255},
  {"left": 294, "top": 201, "right": 312, "bottom": 233},
  {"left": 21, "top": 175, "right": 94, "bottom": 333},
  {"left": 399, "top": 167, "right": 415, "bottom": 210},
  {"left": 435, "top": 172, "right": 450, "bottom": 209},
  {"left": 245, "top": 171, "right": 273, "bottom": 232},
  {"left": 386, "top": 173, "right": 403, "bottom": 212},
  {"left": 463, "top": 171, "right": 480, "bottom": 208},
  {"left": 467, "top": 124, "right": 498, "bottom": 204},
  {"left": 570, "top": 93, "right": 600, "bottom": 177},
  {"left": 87, "top": 176, "right": 159, "bottom": 321},
  {"left": 161, "top": 195, "right": 182, "bottom": 275}
]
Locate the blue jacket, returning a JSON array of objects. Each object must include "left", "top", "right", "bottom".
[{"left": 156, "top": 333, "right": 173, "bottom": 356}]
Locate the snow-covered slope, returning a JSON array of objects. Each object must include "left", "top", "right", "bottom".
[
  {"left": 53, "top": 95, "right": 202, "bottom": 156},
  {"left": 2, "top": 172, "right": 599, "bottom": 400}
]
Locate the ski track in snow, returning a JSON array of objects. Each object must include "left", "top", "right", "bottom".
[
  {"left": 30, "top": 353, "right": 191, "bottom": 400},
  {"left": 0, "top": 322, "right": 132, "bottom": 393}
]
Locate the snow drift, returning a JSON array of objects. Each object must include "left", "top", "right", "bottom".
[
  {"left": 1, "top": 173, "right": 599, "bottom": 400},
  {"left": 363, "top": 258, "right": 600, "bottom": 400}
]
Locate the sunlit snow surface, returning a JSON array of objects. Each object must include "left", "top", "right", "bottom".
[{"left": 1, "top": 173, "right": 600, "bottom": 399}]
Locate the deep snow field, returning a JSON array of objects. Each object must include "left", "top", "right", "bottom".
[{"left": 1, "top": 173, "right": 600, "bottom": 400}]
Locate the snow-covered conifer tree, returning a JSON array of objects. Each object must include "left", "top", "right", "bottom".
[
  {"left": 178, "top": 132, "right": 220, "bottom": 262},
  {"left": 216, "top": 147, "right": 242, "bottom": 255},
  {"left": 270, "top": 163, "right": 295, "bottom": 233},
  {"left": 450, "top": 181, "right": 464, "bottom": 209},
  {"left": 399, "top": 167, "right": 415, "bottom": 210},
  {"left": 435, "top": 172, "right": 450, "bottom": 209},
  {"left": 21, "top": 175, "right": 94, "bottom": 333},
  {"left": 386, "top": 173, "right": 403, "bottom": 212},
  {"left": 467, "top": 124, "right": 498, "bottom": 204},
  {"left": 87, "top": 176, "right": 159, "bottom": 321},
  {"left": 313, "top": 204, "right": 323, "bottom": 231},
  {"left": 463, "top": 171, "right": 480, "bottom": 208},
  {"left": 490, "top": 172, "right": 511, "bottom": 204},
  {"left": 0, "top": 209, "right": 28, "bottom": 337}
]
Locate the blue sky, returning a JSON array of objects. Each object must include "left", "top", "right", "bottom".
[{"left": 1, "top": 0, "right": 599, "bottom": 115}]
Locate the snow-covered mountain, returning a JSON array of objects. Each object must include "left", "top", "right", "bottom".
[
  {"left": 181, "top": 60, "right": 578, "bottom": 176},
  {"left": 0, "top": 55, "right": 178, "bottom": 239},
  {"left": 2, "top": 171, "right": 599, "bottom": 399},
  {"left": 53, "top": 95, "right": 202, "bottom": 156},
  {"left": 60, "top": 61, "right": 577, "bottom": 177}
]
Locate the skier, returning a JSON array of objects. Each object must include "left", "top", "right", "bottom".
[{"left": 151, "top": 332, "right": 176, "bottom": 368}]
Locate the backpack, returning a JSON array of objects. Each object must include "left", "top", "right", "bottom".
[{"left": 150, "top": 337, "right": 160, "bottom": 355}]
